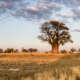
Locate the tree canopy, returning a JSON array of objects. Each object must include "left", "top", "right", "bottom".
[{"left": 38, "top": 20, "right": 73, "bottom": 53}]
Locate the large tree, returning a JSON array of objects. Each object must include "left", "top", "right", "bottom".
[{"left": 38, "top": 20, "right": 73, "bottom": 54}]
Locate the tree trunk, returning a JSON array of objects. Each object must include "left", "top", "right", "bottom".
[{"left": 52, "top": 44, "right": 58, "bottom": 54}]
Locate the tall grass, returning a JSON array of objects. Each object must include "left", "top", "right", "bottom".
[{"left": 0, "top": 54, "right": 80, "bottom": 80}]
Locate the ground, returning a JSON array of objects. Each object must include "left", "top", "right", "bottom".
[
  {"left": 0, "top": 53, "right": 80, "bottom": 80},
  {"left": 0, "top": 52, "right": 69, "bottom": 63}
]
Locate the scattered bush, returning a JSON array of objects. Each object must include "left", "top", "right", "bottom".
[
  {"left": 70, "top": 48, "right": 76, "bottom": 53},
  {"left": 78, "top": 48, "right": 80, "bottom": 53},
  {"left": 28, "top": 48, "right": 38, "bottom": 52},
  {"left": 60, "top": 49, "right": 67, "bottom": 53},
  {"left": 21, "top": 48, "right": 28, "bottom": 52},
  {"left": 14, "top": 49, "right": 19, "bottom": 53},
  {"left": 4, "top": 48, "right": 18, "bottom": 53},
  {"left": 0, "top": 48, "right": 3, "bottom": 53}
]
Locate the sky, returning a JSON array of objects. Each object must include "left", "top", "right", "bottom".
[{"left": 0, "top": 0, "right": 80, "bottom": 51}]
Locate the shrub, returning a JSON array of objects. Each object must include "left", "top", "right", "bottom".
[
  {"left": 14, "top": 49, "right": 19, "bottom": 53},
  {"left": 28, "top": 48, "right": 38, "bottom": 52},
  {"left": 0, "top": 48, "right": 3, "bottom": 53},
  {"left": 70, "top": 48, "right": 76, "bottom": 53},
  {"left": 4, "top": 48, "right": 15, "bottom": 53},
  {"left": 60, "top": 49, "right": 67, "bottom": 53},
  {"left": 78, "top": 48, "right": 80, "bottom": 53},
  {"left": 21, "top": 48, "right": 28, "bottom": 52}
]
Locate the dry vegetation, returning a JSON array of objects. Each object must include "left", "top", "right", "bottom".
[
  {"left": 0, "top": 53, "right": 80, "bottom": 80},
  {"left": 0, "top": 52, "right": 68, "bottom": 63}
]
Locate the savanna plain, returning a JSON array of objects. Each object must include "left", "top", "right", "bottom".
[{"left": 0, "top": 53, "right": 80, "bottom": 80}]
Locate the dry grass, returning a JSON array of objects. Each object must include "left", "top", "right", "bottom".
[
  {"left": 0, "top": 53, "right": 80, "bottom": 80},
  {"left": 0, "top": 52, "right": 69, "bottom": 64}
]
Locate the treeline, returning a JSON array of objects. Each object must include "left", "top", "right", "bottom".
[
  {"left": 0, "top": 48, "right": 38, "bottom": 53},
  {"left": 0, "top": 48, "right": 80, "bottom": 54},
  {"left": 60, "top": 48, "right": 80, "bottom": 54}
]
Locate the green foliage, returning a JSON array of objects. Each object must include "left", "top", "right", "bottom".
[{"left": 4, "top": 48, "right": 18, "bottom": 53}]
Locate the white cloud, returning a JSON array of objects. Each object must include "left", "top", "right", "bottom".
[{"left": 0, "top": 0, "right": 80, "bottom": 21}]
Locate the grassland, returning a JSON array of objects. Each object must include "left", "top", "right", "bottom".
[
  {"left": 0, "top": 53, "right": 80, "bottom": 80},
  {"left": 0, "top": 52, "right": 67, "bottom": 63}
]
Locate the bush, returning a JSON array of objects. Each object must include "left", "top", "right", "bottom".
[
  {"left": 0, "top": 48, "right": 3, "bottom": 53},
  {"left": 4, "top": 48, "right": 16, "bottom": 53},
  {"left": 70, "top": 48, "right": 76, "bottom": 53},
  {"left": 78, "top": 48, "right": 80, "bottom": 53},
  {"left": 60, "top": 49, "right": 67, "bottom": 53},
  {"left": 14, "top": 49, "right": 19, "bottom": 53},
  {"left": 21, "top": 48, "right": 28, "bottom": 52},
  {"left": 28, "top": 48, "right": 38, "bottom": 52}
]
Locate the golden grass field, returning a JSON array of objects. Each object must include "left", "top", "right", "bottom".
[
  {"left": 0, "top": 52, "right": 69, "bottom": 63},
  {"left": 0, "top": 52, "right": 80, "bottom": 80}
]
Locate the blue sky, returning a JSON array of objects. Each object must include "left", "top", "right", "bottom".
[{"left": 0, "top": 0, "right": 80, "bottom": 51}]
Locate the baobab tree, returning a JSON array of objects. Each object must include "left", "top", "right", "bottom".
[{"left": 38, "top": 20, "right": 73, "bottom": 54}]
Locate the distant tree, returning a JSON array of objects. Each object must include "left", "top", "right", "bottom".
[
  {"left": 28, "top": 48, "right": 38, "bottom": 52},
  {"left": 38, "top": 20, "right": 73, "bottom": 54},
  {"left": 78, "top": 48, "right": 80, "bottom": 52},
  {"left": 4, "top": 48, "right": 14, "bottom": 53},
  {"left": 60, "top": 49, "right": 67, "bottom": 53},
  {"left": 22, "top": 48, "right": 28, "bottom": 52},
  {"left": 0, "top": 48, "right": 3, "bottom": 53},
  {"left": 70, "top": 48, "right": 76, "bottom": 53},
  {"left": 14, "top": 49, "right": 19, "bottom": 53}
]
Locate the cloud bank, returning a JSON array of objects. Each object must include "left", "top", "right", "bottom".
[{"left": 0, "top": 0, "right": 80, "bottom": 21}]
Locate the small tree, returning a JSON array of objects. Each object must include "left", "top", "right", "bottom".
[
  {"left": 22, "top": 48, "right": 28, "bottom": 52},
  {"left": 4, "top": 48, "right": 14, "bottom": 53},
  {"left": 70, "top": 48, "right": 76, "bottom": 53},
  {"left": 78, "top": 48, "right": 80, "bottom": 52},
  {"left": 28, "top": 48, "right": 38, "bottom": 52},
  {"left": 60, "top": 49, "right": 67, "bottom": 54},
  {"left": 0, "top": 48, "right": 3, "bottom": 53},
  {"left": 38, "top": 20, "right": 73, "bottom": 54},
  {"left": 14, "top": 49, "right": 19, "bottom": 53}
]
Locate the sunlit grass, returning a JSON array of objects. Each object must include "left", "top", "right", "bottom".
[{"left": 0, "top": 53, "right": 80, "bottom": 80}]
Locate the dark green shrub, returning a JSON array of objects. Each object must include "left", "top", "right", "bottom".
[{"left": 4, "top": 48, "right": 15, "bottom": 53}]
